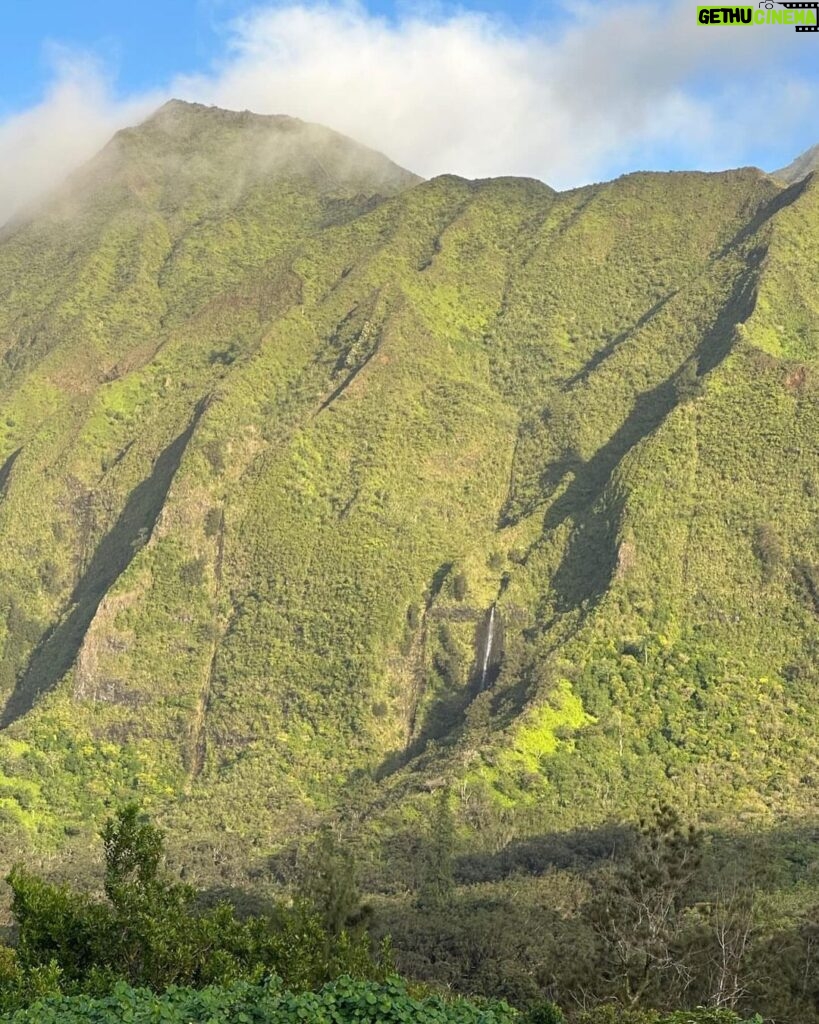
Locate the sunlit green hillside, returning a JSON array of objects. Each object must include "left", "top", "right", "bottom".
[{"left": 0, "top": 101, "right": 817, "bottom": 870}]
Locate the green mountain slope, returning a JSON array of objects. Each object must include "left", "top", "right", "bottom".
[{"left": 0, "top": 102, "right": 817, "bottom": 864}]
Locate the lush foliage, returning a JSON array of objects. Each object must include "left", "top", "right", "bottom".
[
  {"left": 0, "top": 99, "right": 817, "bottom": 1023},
  {"left": 0, "top": 807, "right": 387, "bottom": 1013},
  {"left": 0, "top": 977, "right": 767, "bottom": 1024},
  {"left": 0, "top": 807, "right": 802, "bottom": 1022},
  {"left": 0, "top": 975, "right": 517, "bottom": 1024}
]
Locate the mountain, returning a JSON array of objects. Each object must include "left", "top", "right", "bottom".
[
  {"left": 0, "top": 101, "right": 818, "bottom": 871},
  {"left": 773, "top": 142, "right": 818, "bottom": 184},
  {"left": 774, "top": 142, "right": 819, "bottom": 184}
]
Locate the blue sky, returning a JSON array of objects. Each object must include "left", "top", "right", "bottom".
[
  {"left": 1, "top": 1, "right": 240, "bottom": 113},
  {"left": 1, "top": 1, "right": 818, "bottom": 222},
  {"left": 0, "top": 1, "right": 554, "bottom": 111}
]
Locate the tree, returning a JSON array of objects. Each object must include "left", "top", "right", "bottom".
[
  {"left": 435, "top": 624, "right": 463, "bottom": 688},
  {"left": 753, "top": 523, "right": 782, "bottom": 583},
  {"left": 299, "top": 827, "right": 371, "bottom": 940},
  {"left": 417, "top": 790, "right": 455, "bottom": 910},
  {"left": 102, "top": 804, "right": 164, "bottom": 900},
  {"left": 100, "top": 805, "right": 203, "bottom": 988},
  {"left": 585, "top": 804, "right": 702, "bottom": 1008},
  {"left": 770, "top": 901, "right": 819, "bottom": 1023},
  {"left": 695, "top": 880, "right": 756, "bottom": 1011},
  {"left": 8, "top": 865, "right": 110, "bottom": 987}
]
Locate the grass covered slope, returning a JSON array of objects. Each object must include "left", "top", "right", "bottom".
[{"left": 0, "top": 102, "right": 817, "bottom": 858}]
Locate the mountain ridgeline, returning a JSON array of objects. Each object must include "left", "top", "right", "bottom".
[{"left": 0, "top": 101, "right": 817, "bottom": 864}]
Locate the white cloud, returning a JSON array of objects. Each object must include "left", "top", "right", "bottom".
[
  {"left": 0, "top": 1, "right": 815, "bottom": 224},
  {"left": 0, "top": 52, "right": 157, "bottom": 226},
  {"left": 174, "top": 0, "right": 814, "bottom": 185}
]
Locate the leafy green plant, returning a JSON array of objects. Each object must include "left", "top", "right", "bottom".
[{"left": 0, "top": 975, "right": 520, "bottom": 1024}]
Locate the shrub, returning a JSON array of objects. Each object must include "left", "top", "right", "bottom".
[
  {"left": 525, "top": 1001, "right": 565, "bottom": 1024},
  {"left": 204, "top": 508, "right": 222, "bottom": 537},
  {"left": 488, "top": 552, "right": 505, "bottom": 572},
  {"left": 179, "top": 556, "right": 207, "bottom": 587},
  {"left": 0, "top": 975, "right": 520, "bottom": 1024},
  {"left": 4, "top": 807, "right": 387, "bottom": 1008},
  {"left": 753, "top": 522, "right": 782, "bottom": 582}
]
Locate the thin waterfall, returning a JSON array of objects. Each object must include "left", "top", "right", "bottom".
[{"left": 480, "top": 605, "right": 496, "bottom": 689}]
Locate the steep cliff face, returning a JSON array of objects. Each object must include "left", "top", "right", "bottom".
[{"left": 0, "top": 103, "right": 817, "bottom": 857}]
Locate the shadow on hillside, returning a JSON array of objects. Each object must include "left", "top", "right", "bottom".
[
  {"left": 452, "top": 820, "right": 819, "bottom": 887},
  {"left": 0, "top": 402, "right": 207, "bottom": 728},
  {"left": 317, "top": 332, "right": 383, "bottom": 413},
  {"left": 535, "top": 247, "right": 762, "bottom": 621},
  {"left": 0, "top": 447, "right": 21, "bottom": 497},
  {"left": 372, "top": 817, "right": 817, "bottom": 895},
  {"left": 562, "top": 289, "right": 680, "bottom": 391},
  {"left": 716, "top": 173, "right": 812, "bottom": 259},
  {"left": 454, "top": 822, "right": 635, "bottom": 883},
  {"left": 376, "top": 672, "right": 473, "bottom": 781}
]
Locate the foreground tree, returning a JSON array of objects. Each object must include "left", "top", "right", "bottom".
[
  {"left": 4, "top": 805, "right": 386, "bottom": 1008},
  {"left": 585, "top": 804, "right": 702, "bottom": 1008},
  {"left": 417, "top": 789, "right": 456, "bottom": 911},
  {"left": 299, "top": 826, "right": 372, "bottom": 940}
]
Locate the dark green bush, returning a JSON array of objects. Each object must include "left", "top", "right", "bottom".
[{"left": 525, "top": 1001, "right": 565, "bottom": 1024}]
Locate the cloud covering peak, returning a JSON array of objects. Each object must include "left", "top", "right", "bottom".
[{"left": 0, "top": 1, "right": 815, "bottom": 225}]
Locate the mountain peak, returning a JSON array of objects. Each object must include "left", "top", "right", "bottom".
[
  {"left": 123, "top": 98, "right": 423, "bottom": 194},
  {"left": 15, "top": 99, "right": 421, "bottom": 230},
  {"left": 145, "top": 98, "right": 302, "bottom": 131},
  {"left": 773, "top": 141, "right": 819, "bottom": 184}
]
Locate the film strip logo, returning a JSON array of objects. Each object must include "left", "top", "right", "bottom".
[{"left": 776, "top": 2, "right": 819, "bottom": 30}]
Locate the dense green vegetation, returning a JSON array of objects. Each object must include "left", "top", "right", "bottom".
[
  {"left": 1, "top": 807, "right": 387, "bottom": 1003},
  {"left": 0, "top": 101, "right": 817, "bottom": 1020},
  {"left": 0, "top": 808, "right": 774, "bottom": 1023},
  {"left": 0, "top": 977, "right": 519, "bottom": 1024},
  {"left": 0, "top": 981, "right": 765, "bottom": 1024}
]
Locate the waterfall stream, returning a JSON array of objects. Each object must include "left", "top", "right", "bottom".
[{"left": 480, "top": 605, "right": 496, "bottom": 689}]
